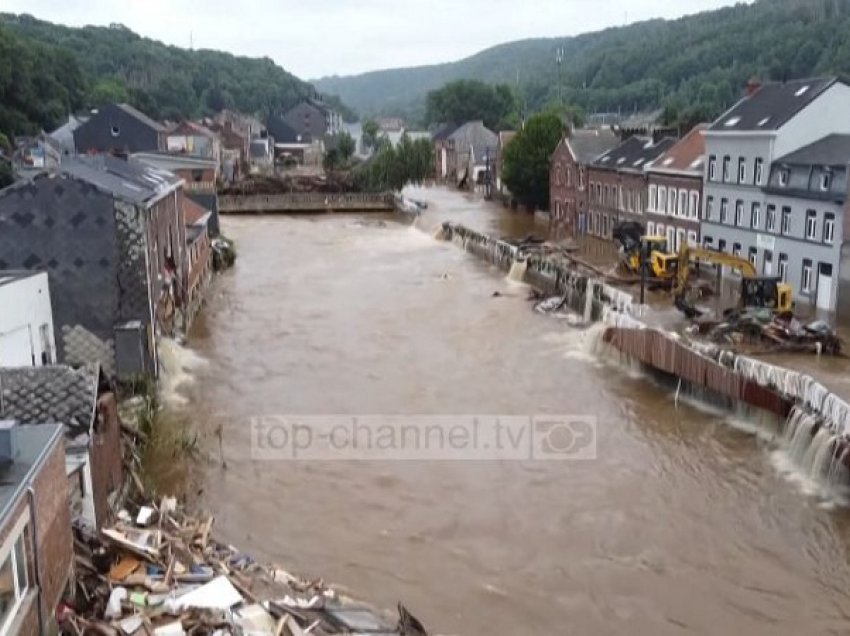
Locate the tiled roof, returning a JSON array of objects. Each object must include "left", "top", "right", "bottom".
[
  {"left": 58, "top": 154, "right": 182, "bottom": 206},
  {"left": 116, "top": 103, "right": 168, "bottom": 133},
  {"left": 647, "top": 124, "right": 708, "bottom": 175},
  {"left": 567, "top": 128, "right": 621, "bottom": 164},
  {"left": 592, "top": 135, "right": 677, "bottom": 172},
  {"left": 449, "top": 121, "right": 499, "bottom": 152},
  {"left": 775, "top": 133, "right": 850, "bottom": 166},
  {"left": 432, "top": 123, "right": 459, "bottom": 141},
  {"left": 0, "top": 365, "right": 99, "bottom": 438},
  {"left": 708, "top": 77, "right": 839, "bottom": 132}
]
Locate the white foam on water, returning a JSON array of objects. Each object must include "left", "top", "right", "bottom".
[
  {"left": 507, "top": 260, "right": 528, "bottom": 284},
  {"left": 158, "top": 337, "right": 208, "bottom": 406}
]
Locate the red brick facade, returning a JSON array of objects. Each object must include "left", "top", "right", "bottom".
[
  {"left": 586, "top": 167, "right": 648, "bottom": 240},
  {"left": 549, "top": 138, "right": 588, "bottom": 239}
]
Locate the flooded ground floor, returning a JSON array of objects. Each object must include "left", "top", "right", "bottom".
[{"left": 176, "top": 187, "right": 850, "bottom": 634}]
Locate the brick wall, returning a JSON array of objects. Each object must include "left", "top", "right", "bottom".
[
  {"left": 586, "top": 168, "right": 648, "bottom": 240},
  {"left": 549, "top": 140, "right": 588, "bottom": 239}
]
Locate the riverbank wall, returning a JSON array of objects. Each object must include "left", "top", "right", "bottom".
[{"left": 439, "top": 221, "right": 850, "bottom": 484}]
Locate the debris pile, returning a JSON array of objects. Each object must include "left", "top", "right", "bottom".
[
  {"left": 695, "top": 309, "right": 843, "bottom": 355},
  {"left": 219, "top": 174, "right": 360, "bottom": 195},
  {"left": 68, "top": 498, "right": 427, "bottom": 635}
]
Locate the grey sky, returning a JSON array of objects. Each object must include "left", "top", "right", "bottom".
[{"left": 4, "top": 0, "right": 746, "bottom": 79}]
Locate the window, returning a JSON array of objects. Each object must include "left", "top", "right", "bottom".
[
  {"left": 735, "top": 200, "right": 744, "bottom": 226},
  {"left": 824, "top": 212, "right": 835, "bottom": 244},
  {"left": 604, "top": 185, "right": 610, "bottom": 207},
  {"left": 748, "top": 246, "right": 758, "bottom": 268},
  {"left": 566, "top": 167, "right": 573, "bottom": 187},
  {"left": 689, "top": 191, "right": 699, "bottom": 219},
  {"left": 687, "top": 230, "right": 698, "bottom": 247},
  {"left": 718, "top": 239, "right": 726, "bottom": 253},
  {"left": 0, "top": 518, "right": 30, "bottom": 634},
  {"left": 754, "top": 158, "right": 764, "bottom": 185},
  {"left": 678, "top": 190, "right": 688, "bottom": 218},
  {"left": 708, "top": 155, "right": 717, "bottom": 181},
  {"left": 722, "top": 156, "right": 731, "bottom": 182},
  {"left": 802, "top": 259, "right": 813, "bottom": 292},
  {"left": 704, "top": 236, "right": 714, "bottom": 248},
  {"left": 110, "top": 125, "right": 120, "bottom": 137},
  {"left": 766, "top": 204, "right": 777, "bottom": 232},
  {"left": 648, "top": 184, "right": 657, "bottom": 212},
  {"left": 805, "top": 210, "right": 817, "bottom": 240},
  {"left": 764, "top": 250, "right": 774, "bottom": 276},
  {"left": 667, "top": 188, "right": 676, "bottom": 216},
  {"left": 778, "top": 253, "right": 789, "bottom": 282},
  {"left": 658, "top": 186, "right": 667, "bottom": 213},
  {"left": 579, "top": 168, "right": 585, "bottom": 189},
  {"left": 656, "top": 223, "right": 665, "bottom": 237},
  {"left": 738, "top": 157, "right": 746, "bottom": 183},
  {"left": 619, "top": 185, "right": 624, "bottom": 211},
  {"left": 647, "top": 221, "right": 655, "bottom": 236},
  {"left": 720, "top": 198, "right": 728, "bottom": 223},
  {"left": 781, "top": 206, "right": 792, "bottom": 235},
  {"left": 751, "top": 202, "right": 761, "bottom": 230},
  {"left": 704, "top": 196, "right": 714, "bottom": 221},
  {"left": 778, "top": 168, "right": 790, "bottom": 187},
  {"left": 821, "top": 171, "right": 831, "bottom": 191},
  {"left": 732, "top": 242, "right": 742, "bottom": 258}
]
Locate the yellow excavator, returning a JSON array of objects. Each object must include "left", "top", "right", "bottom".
[
  {"left": 673, "top": 243, "right": 794, "bottom": 318},
  {"left": 613, "top": 222, "right": 679, "bottom": 281}
]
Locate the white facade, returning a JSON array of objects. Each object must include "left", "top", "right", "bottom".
[{"left": 0, "top": 272, "right": 56, "bottom": 367}]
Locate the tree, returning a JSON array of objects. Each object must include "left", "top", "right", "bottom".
[
  {"left": 362, "top": 119, "right": 380, "bottom": 150},
  {"left": 501, "top": 112, "right": 564, "bottom": 210},
  {"left": 354, "top": 134, "right": 434, "bottom": 192},
  {"left": 337, "top": 131, "right": 356, "bottom": 161},
  {"left": 89, "top": 77, "right": 130, "bottom": 106},
  {"left": 425, "top": 80, "right": 518, "bottom": 130},
  {"left": 323, "top": 148, "right": 342, "bottom": 172}
]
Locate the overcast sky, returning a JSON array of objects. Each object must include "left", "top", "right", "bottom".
[{"left": 4, "top": 0, "right": 745, "bottom": 79}]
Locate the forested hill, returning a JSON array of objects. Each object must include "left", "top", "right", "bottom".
[
  {"left": 0, "top": 13, "right": 351, "bottom": 141},
  {"left": 314, "top": 0, "right": 850, "bottom": 125}
]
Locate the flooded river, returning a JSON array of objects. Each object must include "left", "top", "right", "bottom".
[{"left": 182, "top": 187, "right": 850, "bottom": 635}]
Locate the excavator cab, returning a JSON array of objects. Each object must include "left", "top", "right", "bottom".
[{"left": 740, "top": 277, "right": 794, "bottom": 313}]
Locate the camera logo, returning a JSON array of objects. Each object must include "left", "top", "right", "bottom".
[{"left": 533, "top": 416, "right": 597, "bottom": 460}]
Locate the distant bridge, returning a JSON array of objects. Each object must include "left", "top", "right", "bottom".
[{"left": 219, "top": 192, "right": 396, "bottom": 214}]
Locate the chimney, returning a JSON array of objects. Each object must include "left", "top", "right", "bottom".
[
  {"left": 746, "top": 77, "right": 762, "bottom": 97},
  {"left": 0, "top": 420, "right": 20, "bottom": 467}
]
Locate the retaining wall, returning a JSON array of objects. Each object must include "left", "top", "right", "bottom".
[{"left": 220, "top": 192, "right": 396, "bottom": 214}]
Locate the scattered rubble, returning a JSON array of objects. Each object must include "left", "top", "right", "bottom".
[
  {"left": 219, "top": 174, "right": 361, "bottom": 195},
  {"left": 68, "top": 496, "right": 428, "bottom": 635}
]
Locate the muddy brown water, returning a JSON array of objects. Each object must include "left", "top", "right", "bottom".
[{"left": 181, "top": 187, "right": 850, "bottom": 635}]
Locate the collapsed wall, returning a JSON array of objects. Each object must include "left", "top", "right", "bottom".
[{"left": 440, "top": 221, "right": 850, "bottom": 485}]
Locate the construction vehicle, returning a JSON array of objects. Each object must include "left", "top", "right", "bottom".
[
  {"left": 673, "top": 243, "right": 794, "bottom": 318},
  {"left": 613, "top": 222, "right": 678, "bottom": 281}
]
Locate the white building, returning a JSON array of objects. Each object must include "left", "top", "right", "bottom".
[{"left": 0, "top": 271, "right": 56, "bottom": 366}]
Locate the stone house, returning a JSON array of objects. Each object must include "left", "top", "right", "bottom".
[
  {"left": 0, "top": 155, "right": 187, "bottom": 378},
  {"left": 0, "top": 364, "right": 123, "bottom": 531},
  {"left": 282, "top": 99, "right": 342, "bottom": 142},
  {"left": 444, "top": 121, "right": 498, "bottom": 186},
  {"left": 0, "top": 421, "right": 72, "bottom": 635},
  {"left": 701, "top": 76, "right": 850, "bottom": 313},
  {"left": 432, "top": 123, "right": 459, "bottom": 181},
  {"left": 550, "top": 128, "right": 621, "bottom": 238},
  {"left": 0, "top": 271, "right": 56, "bottom": 367},
  {"left": 166, "top": 121, "right": 222, "bottom": 168},
  {"left": 74, "top": 103, "right": 167, "bottom": 155},
  {"left": 645, "top": 124, "right": 707, "bottom": 252},
  {"left": 587, "top": 135, "right": 676, "bottom": 240}
]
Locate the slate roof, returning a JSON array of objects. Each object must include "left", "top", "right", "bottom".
[
  {"left": 116, "top": 103, "right": 168, "bottom": 133},
  {"left": 709, "top": 77, "right": 840, "bottom": 132},
  {"left": 432, "top": 123, "right": 459, "bottom": 141},
  {"left": 647, "top": 124, "right": 708, "bottom": 175},
  {"left": 774, "top": 133, "right": 850, "bottom": 166},
  {"left": 0, "top": 365, "right": 99, "bottom": 438},
  {"left": 0, "top": 270, "right": 41, "bottom": 287},
  {"left": 567, "top": 128, "right": 621, "bottom": 164},
  {"left": 266, "top": 114, "right": 301, "bottom": 144},
  {"left": 592, "top": 135, "right": 677, "bottom": 172},
  {"left": 58, "top": 154, "right": 182, "bottom": 206},
  {"left": 449, "top": 121, "right": 499, "bottom": 152}
]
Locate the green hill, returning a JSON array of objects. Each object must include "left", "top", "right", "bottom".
[
  {"left": 314, "top": 0, "right": 850, "bottom": 125},
  {"left": 0, "top": 13, "right": 352, "bottom": 140}
]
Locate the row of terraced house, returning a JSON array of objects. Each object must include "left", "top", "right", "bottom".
[{"left": 550, "top": 76, "right": 850, "bottom": 316}]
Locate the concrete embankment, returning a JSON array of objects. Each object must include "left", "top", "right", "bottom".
[{"left": 439, "top": 221, "right": 850, "bottom": 490}]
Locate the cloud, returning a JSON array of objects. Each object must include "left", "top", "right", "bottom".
[{"left": 3, "top": 0, "right": 745, "bottom": 79}]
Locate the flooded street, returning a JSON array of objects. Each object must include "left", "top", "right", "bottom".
[{"left": 183, "top": 187, "right": 850, "bottom": 635}]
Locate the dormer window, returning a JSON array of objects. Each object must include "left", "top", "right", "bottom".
[
  {"left": 778, "top": 168, "right": 790, "bottom": 187},
  {"left": 111, "top": 126, "right": 120, "bottom": 137},
  {"left": 821, "top": 170, "right": 832, "bottom": 191},
  {"left": 795, "top": 85, "right": 810, "bottom": 97}
]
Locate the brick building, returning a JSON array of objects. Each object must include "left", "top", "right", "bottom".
[
  {"left": 645, "top": 124, "right": 708, "bottom": 251},
  {"left": 550, "top": 128, "right": 621, "bottom": 238},
  {"left": 587, "top": 136, "right": 676, "bottom": 240},
  {"left": 0, "top": 421, "right": 72, "bottom": 635},
  {"left": 183, "top": 198, "right": 213, "bottom": 325},
  {"left": 0, "top": 155, "right": 187, "bottom": 378}
]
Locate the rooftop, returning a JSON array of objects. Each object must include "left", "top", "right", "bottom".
[
  {"left": 116, "top": 103, "right": 168, "bottom": 133},
  {"left": 709, "top": 77, "right": 839, "bottom": 132},
  {"left": 592, "top": 135, "right": 677, "bottom": 171},
  {"left": 0, "top": 423, "right": 64, "bottom": 528},
  {"left": 432, "top": 122, "right": 459, "bottom": 141},
  {"left": 183, "top": 197, "right": 210, "bottom": 226},
  {"left": 567, "top": 128, "right": 622, "bottom": 164},
  {"left": 58, "top": 154, "right": 182, "bottom": 206},
  {"left": 0, "top": 270, "right": 44, "bottom": 287},
  {"left": 647, "top": 124, "right": 708, "bottom": 175},
  {"left": 0, "top": 365, "right": 100, "bottom": 441},
  {"left": 774, "top": 133, "right": 850, "bottom": 166}
]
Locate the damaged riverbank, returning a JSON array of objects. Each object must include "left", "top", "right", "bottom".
[{"left": 439, "top": 221, "right": 850, "bottom": 497}]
